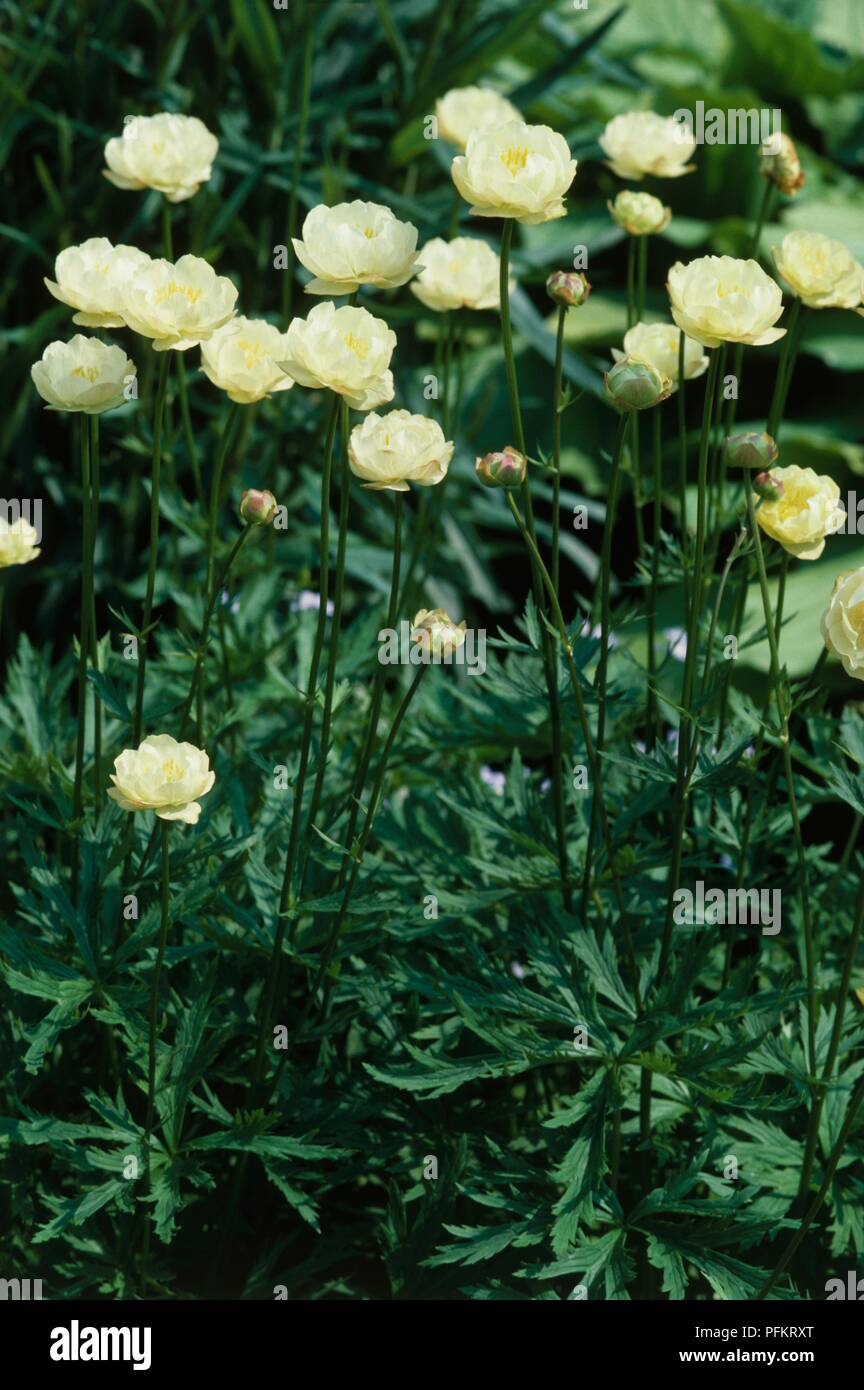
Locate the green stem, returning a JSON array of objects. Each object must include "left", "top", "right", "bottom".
[
  {"left": 301, "top": 398, "right": 352, "bottom": 880},
  {"left": 756, "top": 1071, "right": 864, "bottom": 1299},
  {"left": 636, "top": 234, "right": 647, "bottom": 320},
  {"left": 88, "top": 414, "right": 102, "bottom": 806},
  {"left": 676, "top": 330, "right": 689, "bottom": 568},
  {"left": 745, "top": 484, "right": 816, "bottom": 1078},
  {"left": 72, "top": 415, "right": 93, "bottom": 902},
  {"left": 176, "top": 356, "right": 204, "bottom": 509},
  {"left": 181, "top": 526, "right": 252, "bottom": 743},
  {"left": 141, "top": 819, "right": 170, "bottom": 1286},
  {"left": 132, "top": 352, "right": 171, "bottom": 748},
  {"left": 594, "top": 414, "right": 631, "bottom": 754},
  {"left": 249, "top": 393, "right": 340, "bottom": 1092},
  {"left": 552, "top": 304, "right": 565, "bottom": 595},
  {"left": 646, "top": 406, "right": 662, "bottom": 744},
  {"left": 657, "top": 350, "right": 721, "bottom": 982},
  {"left": 766, "top": 299, "right": 800, "bottom": 438},
  {"left": 334, "top": 491, "right": 403, "bottom": 899},
  {"left": 626, "top": 236, "right": 636, "bottom": 329}
]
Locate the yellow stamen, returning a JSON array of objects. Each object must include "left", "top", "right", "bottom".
[
  {"left": 499, "top": 145, "right": 528, "bottom": 174},
  {"left": 72, "top": 366, "right": 100, "bottom": 382},
  {"left": 344, "top": 332, "right": 369, "bottom": 360},
  {"left": 154, "top": 280, "right": 204, "bottom": 306}
]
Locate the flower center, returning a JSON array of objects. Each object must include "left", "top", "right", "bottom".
[
  {"left": 161, "top": 757, "right": 185, "bottom": 783},
  {"left": 363, "top": 226, "right": 376, "bottom": 239},
  {"left": 238, "top": 339, "right": 267, "bottom": 370},
  {"left": 72, "top": 366, "right": 100, "bottom": 382},
  {"left": 344, "top": 332, "right": 369, "bottom": 360},
  {"left": 154, "top": 280, "right": 204, "bottom": 306},
  {"left": 499, "top": 145, "right": 528, "bottom": 174}
]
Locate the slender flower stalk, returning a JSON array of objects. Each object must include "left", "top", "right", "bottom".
[
  {"left": 744, "top": 482, "right": 816, "bottom": 1078},
  {"left": 334, "top": 492, "right": 403, "bottom": 900},
  {"left": 301, "top": 398, "right": 352, "bottom": 879},
  {"left": 249, "top": 394, "right": 340, "bottom": 1092},
  {"left": 646, "top": 407, "right": 662, "bottom": 743},
  {"left": 132, "top": 351, "right": 171, "bottom": 748},
  {"left": 88, "top": 415, "right": 102, "bottom": 804},
  {"left": 499, "top": 220, "right": 574, "bottom": 912},
  {"left": 181, "top": 525, "right": 252, "bottom": 742},
  {"left": 766, "top": 299, "right": 801, "bottom": 438},
  {"left": 140, "top": 820, "right": 171, "bottom": 1288},
  {"left": 676, "top": 331, "right": 689, "bottom": 570},
  {"left": 200, "top": 402, "right": 242, "bottom": 735},
  {"left": 593, "top": 413, "right": 631, "bottom": 754},
  {"left": 657, "top": 349, "right": 721, "bottom": 983},
  {"left": 72, "top": 416, "right": 93, "bottom": 901}
]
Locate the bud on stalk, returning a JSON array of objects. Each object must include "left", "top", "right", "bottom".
[
  {"left": 475, "top": 446, "right": 527, "bottom": 489},
  {"left": 239, "top": 488, "right": 278, "bottom": 525},
  {"left": 722, "top": 431, "right": 779, "bottom": 470}
]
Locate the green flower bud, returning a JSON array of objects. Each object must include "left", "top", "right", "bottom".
[
  {"left": 604, "top": 357, "right": 670, "bottom": 411},
  {"left": 722, "top": 431, "right": 779, "bottom": 470},
  {"left": 753, "top": 471, "right": 785, "bottom": 502},
  {"left": 239, "top": 488, "right": 278, "bottom": 525},
  {"left": 475, "top": 446, "right": 527, "bottom": 489},
  {"left": 546, "top": 270, "right": 591, "bottom": 308}
]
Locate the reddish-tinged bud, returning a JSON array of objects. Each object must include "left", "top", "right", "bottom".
[
  {"left": 475, "top": 446, "right": 527, "bottom": 489},
  {"left": 753, "top": 471, "right": 785, "bottom": 502},
  {"left": 722, "top": 432, "right": 779, "bottom": 470},
  {"left": 239, "top": 488, "right": 278, "bottom": 525},
  {"left": 546, "top": 270, "right": 591, "bottom": 307}
]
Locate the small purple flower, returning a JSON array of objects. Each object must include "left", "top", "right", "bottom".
[
  {"left": 291, "top": 590, "right": 335, "bottom": 616},
  {"left": 540, "top": 776, "right": 552, "bottom": 794},
  {"left": 510, "top": 961, "right": 527, "bottom": 980},
  {"left": 220, "top": 589, "right": 240, "bottom": 615},
  {"left": 480, "top": 765, "right": 506, "bottom": 796}
]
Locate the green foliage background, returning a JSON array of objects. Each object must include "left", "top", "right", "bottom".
[{"left": 1, "top": 0, "right": 864, "bottom": 1300}]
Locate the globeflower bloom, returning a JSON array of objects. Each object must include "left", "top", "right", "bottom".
[
  {"left": 31, "top": 336, "right": 135, "bottom": 414},
  {"left": 348, "top": 410, "right": 453, "bottom": 491},
  {"left": 200, "top": 316, "right": 293, "bottom": 403},
  {"left": 821, "top": 568, "right": 864, "bottom": 679},
  {"left": 103, "top": 113, "right": 218, "bottom": 202},
  {"left": 107, "top": 734, "right": 215, "bottom": 824},
  {"left": 412, "top": 607, "right": 466, "bottom": 660},
  {"left": 755, "top": 464, "right": 845, "bottom": 560},
  {"left": 667, "top": 256, "right": 785, "bottom": 349},
  {"left": 435, "top": 86, "right": 522, "bottom": 150},
  {"left": 239, "top": 489, "right": 278, "bottom": 525},
  {"left": 410, "top": 237, "right": 506, "bottom": 311},
  {"left": 0, "top": 517, "right": 40, "bottom": 569},
  {"left": 451, "top": 120, "right": 576, "bottom": 225},
  {"left": 771, "top": 230, "right": 864, "bottom": 310},
  {"left": 44, "top": 238, "right": 152, "bottom": 328},
  {"left": 293, "top": 201, "right": 421, "bottom": 296},
  {"left": 277, "top": 301, "right": 396, "bottom": 411},
  {"left": 599, "top": 111, "right": 696, "bottom": 180},
  {"left": 121, "top": 254, "right": 238, "bottom": 351},
  {"left": 611, "top": 321, "right": 708, "bottom": 387},
  {"left": 608, "top": 190, "right": 670, "bottom": 236}
]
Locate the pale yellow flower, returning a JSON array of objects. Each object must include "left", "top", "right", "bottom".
[
  {"left": 31, "top": 336, "right": 135, "bottom": 414},
  {"left": 410, "top": 236, "right": 507, "bottom": 311},
  {"left": 412, "top": 607, "right": 466, "bottom": 659},
  {"left": 0, "top": 517, "right": 40, "bottom": 569},
  {"left": 103, "top": 113, "right": 218, "bottom": 203},
  {"left": 108, "top": 734, "right": 215, "bottom": 824},
  {"left": 755, "top": 464, "right": 845, "bottom": 560},
  {"left": 599, "top": 111, "right": 696, "bottom": 180},
  {"left": 121, "top": 254, "right": 237, "bottom": 351},
  {"left": 667, "top": 256, "right": 785, "bottom": 349},
  {"left": 821, "top": 567, "right": 864, "bottom": 678},
  {"left": 451, "top": 120, "right": 576, "bottom": 225},
  {"left": 293, "top": 200, "right": 420, "bottom": 296},
  {"left": 348, "top": 410, "right": 453, "bottom": 492},
  {"left": 44, "top": 238, "right": 152, "bottom": 328},
  {"left": 435, "top": 86, "right": 522, "bottom": 150},
  {"left": 608, "top": 190, "right": 670, "bottom": 236},
  {"left": 277, "top": 301, "right": 396, "bottom": 411},
  {"left": 200, "top": 316, "right": 293, "bottom": 403},
  {"left": 611, "top": 321, "right": 708, "bottom": 388},
  {"left": 771, "top": 230, "right": 864, "bottom": 310}
]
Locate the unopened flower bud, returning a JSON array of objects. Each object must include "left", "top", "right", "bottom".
[
  {"left": 760, "top": 132, "right": 804, "bottom": 196},
  {"left": 753, "top": 471, "right": 784, "bottom": 502},
  {"left": 604, "top": 357, "right": 670, "bottom": 411},
  {"left": 546, "top": 270, "right": 591, "bottom": 307},
  {"left": 722, "top": 431, "right": 779, "bottom": 470},
  {"left": 240, "top": 488, "right": 278, "bottom": 525},
  {"left": 608, "top": 189, "right": 671, "bottom": 236},
  {"left": 411, "top": 607, "right": 467, "bottom": 659},
  {"left": 475, "top": 446, "right": 527, "bottom": 489}
]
